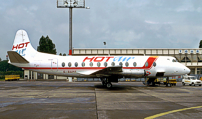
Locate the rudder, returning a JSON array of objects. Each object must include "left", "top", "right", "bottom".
[{"left": 12, "top": 30, "right": 37, "bottom": 57}]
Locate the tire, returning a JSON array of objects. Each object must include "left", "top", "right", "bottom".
[
  {"left": 106, "top": 83, "right": 112, "bottom": 88},
  {"left": 189, "top": 84, "right": 192, "bottom": 86},
  {"left": 166, "top": 83, "right": 171, "bottom": 87},
  {"left": 192, "top": 82, "right": 195, "bottom": 86},
  {"left": 182, "top": 82, "right": 185, "bottom": 86},
  {"left": 102, "top": 81, "right": 106, "bottom": 87},
  {"left": 199, "top": 85, "right": 201, "bottom": 86}
]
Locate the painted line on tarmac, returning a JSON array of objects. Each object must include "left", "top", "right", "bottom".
[{"left": 145, "top": 106, "right": 202, "bottom": 119}]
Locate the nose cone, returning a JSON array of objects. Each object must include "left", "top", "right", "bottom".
[{"left": 184, "top": 67, "right": 191, "bottom": 74}]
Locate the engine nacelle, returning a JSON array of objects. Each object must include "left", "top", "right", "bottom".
[{"left": 110, "top": 69, "right": 146, "bottom": 77}]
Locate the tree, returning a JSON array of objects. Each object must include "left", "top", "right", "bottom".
[
  {"left": 37, "top": 36, "right": 57, "bottom": 54},
  {"left": 59, "top": 53, "right": 66, "bottom": 56},
  {"left": 0, "top": 58, "right": 1, "bottom": 62},
  {"left": 0, "top": 60, "right": 22, "bottom": 72},
  {"left": 199, "top": 40, "right": 202, "bottom": 48}
]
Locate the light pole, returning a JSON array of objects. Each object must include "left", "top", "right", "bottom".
[
  {"left": 57, "top": 0, "right": 89, "bottom": 55},
  {"left": 103, "top": 42, "right": 106, "bottom": 48}
]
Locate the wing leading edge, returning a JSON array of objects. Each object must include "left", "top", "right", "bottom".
[{"left": 78, "top": 66, "right": 122, "bottom": 77}]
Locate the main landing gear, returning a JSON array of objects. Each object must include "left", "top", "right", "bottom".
[{"left": 101, "top": 77, "right": 117, "bottom": 88}]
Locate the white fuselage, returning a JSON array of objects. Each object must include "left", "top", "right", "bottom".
[
  {"left": 11, "top": 52, "right": 190, "bottom": 78},
  {"left": 8, "top": 30, "right": 190, "bottom": 79}
]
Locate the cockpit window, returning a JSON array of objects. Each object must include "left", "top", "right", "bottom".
[{"left": 172, "top": 59, "right": 176, "bottom": 62}]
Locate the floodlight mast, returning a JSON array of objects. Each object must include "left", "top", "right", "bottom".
[
  {"left": 57, "top": 0, "right": 88, "bottom": 55},
  {"left": 69, "top": 0, "right": 73, "bottom": 55}
]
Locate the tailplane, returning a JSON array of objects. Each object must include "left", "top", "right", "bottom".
[{"left": 7, "top": 51, "right": 29, "bottom": 63}]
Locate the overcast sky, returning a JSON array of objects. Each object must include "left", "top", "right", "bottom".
[{"left": 0, "top": 0, "right": 202, "bottom": 59}]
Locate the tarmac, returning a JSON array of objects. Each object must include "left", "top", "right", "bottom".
[{"left": 0, "top": 81, "right": 202, "bottom": 119}]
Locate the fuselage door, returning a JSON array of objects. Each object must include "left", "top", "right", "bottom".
[{"left": 50, "top": 59, "right": 58, "bottom": 71}]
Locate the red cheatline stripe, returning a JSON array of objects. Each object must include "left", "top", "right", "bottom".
[{"left": 22, "top": 56, "right": 159, "bottom": 70}]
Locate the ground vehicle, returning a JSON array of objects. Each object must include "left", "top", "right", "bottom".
[
  {"left": 143, "top": 78, "right": 177, "bottom": 86},
  {"left": 163, "top": 79, "right": 177, "bottom": 86},
  {"left": 182, "top": 75, "right": 202, "bottom": 86},
  {"left": 5, "top": 75, "right": 20, "bottom": 81},
  {"left": 200, "top": 77, "right": 202, "bottom": 81}
]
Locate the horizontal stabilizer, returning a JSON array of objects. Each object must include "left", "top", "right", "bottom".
[{"left": 7, "top": 51, "right": 29, "bottom": 63}]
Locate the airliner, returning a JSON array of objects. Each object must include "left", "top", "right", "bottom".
[{"left": 7, "top": 30, "right": 190, "bottom": 88}]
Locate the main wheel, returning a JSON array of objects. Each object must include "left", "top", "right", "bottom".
[
  {"left": 106, "top": 82, "right": 112, "bottom": 88},
  {"left": 102, "top": 81, "right": 106, "bottom": 87},
  {"left": 182, "top": 82, "right": 185, "bottom": 86}
]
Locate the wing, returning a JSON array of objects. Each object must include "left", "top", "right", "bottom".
[{"left": 78, "top": 66, "right": 122, "bottom": 77}]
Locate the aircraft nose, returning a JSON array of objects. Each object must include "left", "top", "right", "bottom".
[{"left": 184, "top": 67, "right": 191, "bottom": 74}]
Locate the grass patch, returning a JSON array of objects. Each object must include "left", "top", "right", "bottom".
[{"left": 0, "top": 78, "right": 5, "bottom": 81}]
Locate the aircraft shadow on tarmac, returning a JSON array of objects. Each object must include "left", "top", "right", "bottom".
[
  {"left": 94, "top": 84, "right": 136, "bottom": 90},
  {"left": 94, "top": 83, "right": 164, "bottom": 90}
]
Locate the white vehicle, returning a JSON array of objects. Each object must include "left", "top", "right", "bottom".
[
  {"left": 7, "top": 30, "right": 191, "bottom": 88},
  {"left": 182, "top": 75, "right": 202, "bottom": 86}
]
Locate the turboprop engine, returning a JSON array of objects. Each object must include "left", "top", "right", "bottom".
[{"left": 109, "top": 69, "right": 146, "bottom": 77}]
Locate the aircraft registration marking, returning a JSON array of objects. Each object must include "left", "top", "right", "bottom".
[{"left": 63, "top": 70, "right": 76, "bottom": 73}]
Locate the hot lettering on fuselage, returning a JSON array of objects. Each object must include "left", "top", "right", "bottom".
[
  {"left": 83, "top": 56, "right": 135, "bottom": 62},
  {"left": 12, "top": 42, "right": 30, "bottom": 56},
  {"left": 83, "top": 57, "right": 114, "bottom": 62}
]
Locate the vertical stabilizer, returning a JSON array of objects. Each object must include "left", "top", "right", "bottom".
[{"left": 12, "top": 30, "right": 37, "bottom": 58}]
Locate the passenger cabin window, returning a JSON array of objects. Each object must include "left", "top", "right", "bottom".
[
  {"left": 90, "top": 62, "right": 93, "bottom": 67},
  {"left": 119, "top": 62, "right": 123, "bottom": 66},
  {"left": 81, "top": 62, "right": 85, "bottom": 67},
  {"left": 111, "top": 62, "right": 115, "bottom": 66},
  {"left": 133, "top": 62, "right": 137, "bottom": 67},
  {"left": 125, "top": 62, "right": 129, "bottom": 67},
  {"left": 104, "top": 62, "right": 107, "bottom": 67},
  {"left": 153, "top": 62, "right": 156, "bottom": 67},
  {"left": 145, "top": 62, "right": 148, "bottom": 67},
  {"left": 75, "top": 62, "right": 78, "bottom": 67},
  {"left": 97, "top": 62, "right": 101, "bottom": 67},
  {"left": 62, "top": 62, "right": 65, "bottom": 67},
  {"left": 68, "top": 62, "right": 72, "bottom": 67}
]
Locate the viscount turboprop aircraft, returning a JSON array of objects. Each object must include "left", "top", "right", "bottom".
[{"left": 8, "top": 30, "right": 190, "bottom": 88}]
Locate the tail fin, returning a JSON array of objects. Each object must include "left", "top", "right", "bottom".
[{"left": 12, "top": 30, "right": 37, "bottom": 57}]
